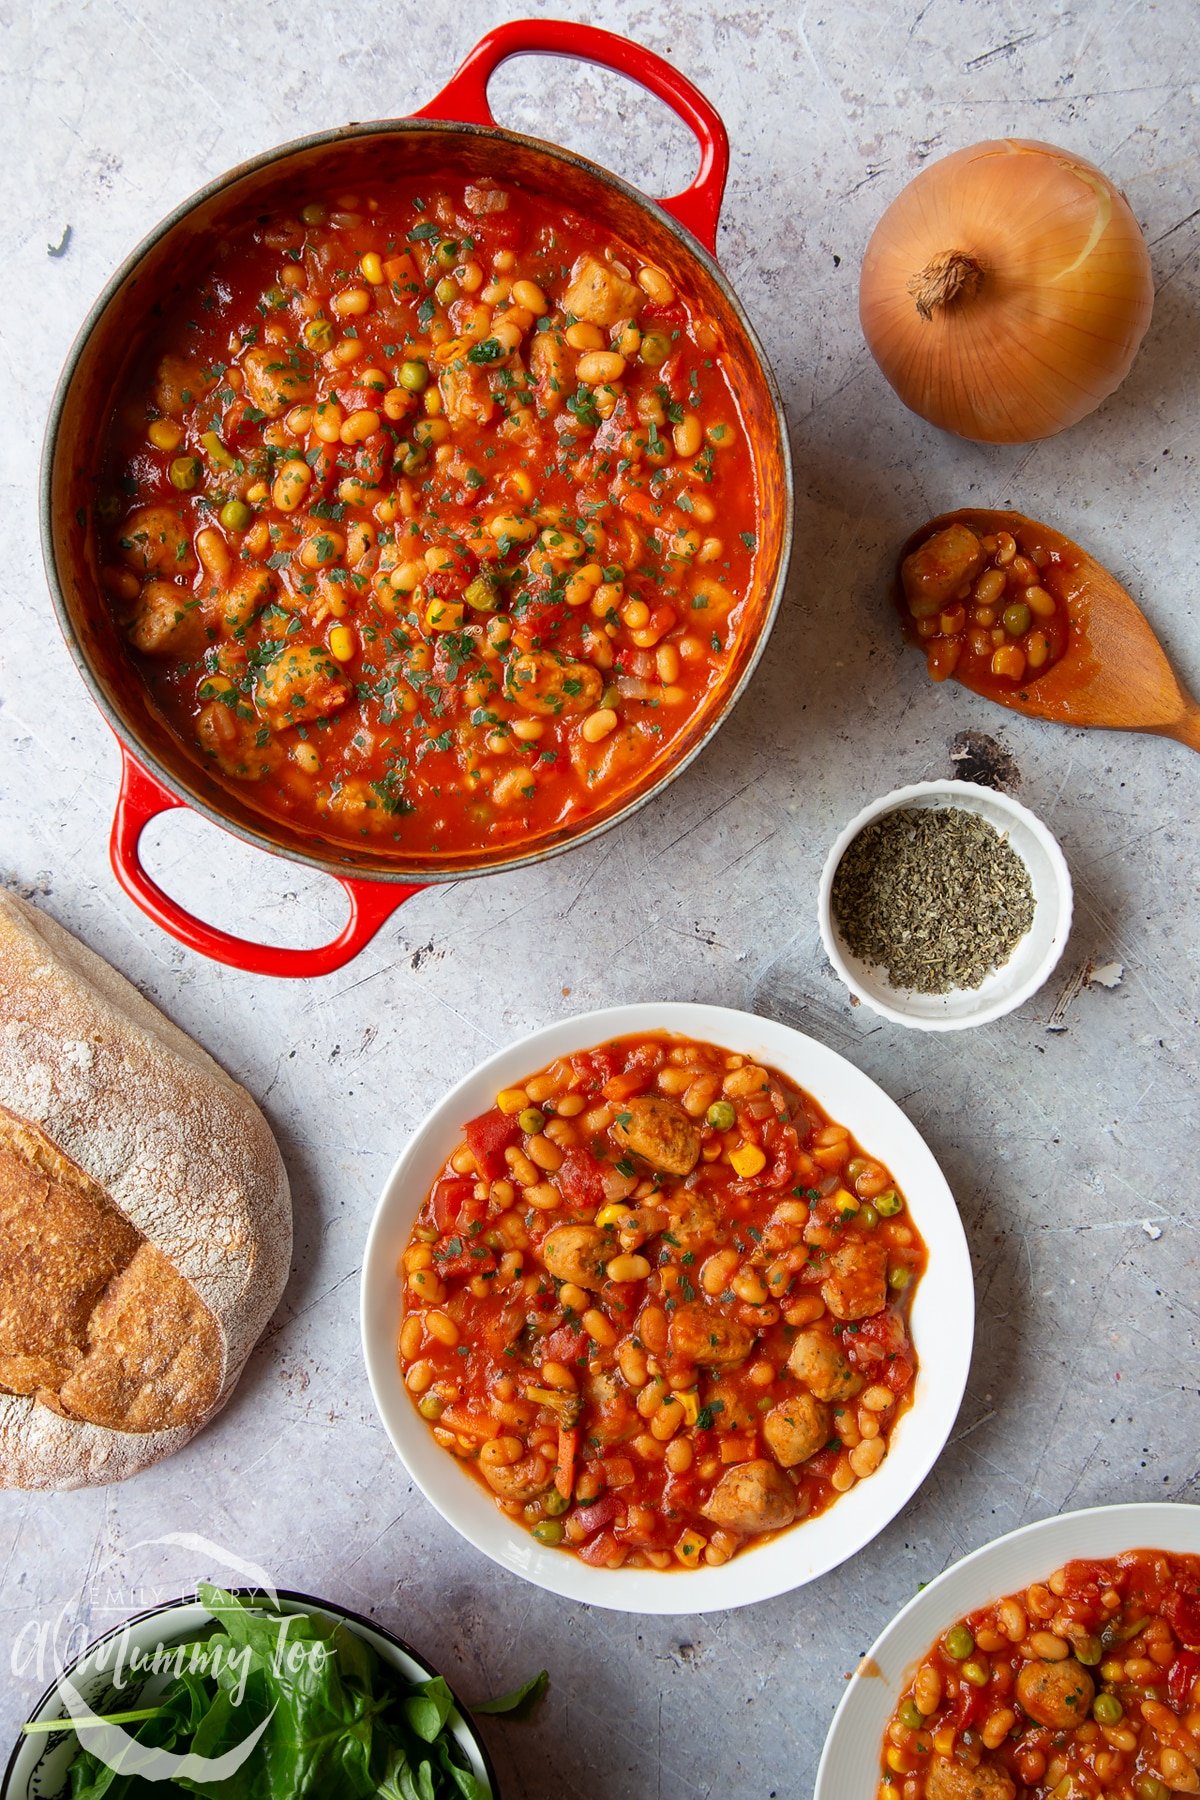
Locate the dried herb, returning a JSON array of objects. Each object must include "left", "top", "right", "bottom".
[{"left": 830, "top": 805, "right": 1035, "bottom": 994}]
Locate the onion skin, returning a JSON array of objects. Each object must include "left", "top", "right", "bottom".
[{"left": 859, "top": 139, "right": 1154, "bottom": 443}]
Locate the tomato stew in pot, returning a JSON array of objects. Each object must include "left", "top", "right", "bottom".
[{"left": 97, "top": 178, "right": 759, "bottom": 855}]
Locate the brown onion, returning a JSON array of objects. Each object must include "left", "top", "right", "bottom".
[{"left": 859, "top": 139, "right": 1154, "bottom": 442}]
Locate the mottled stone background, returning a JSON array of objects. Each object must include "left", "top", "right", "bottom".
[{"left": 1, "top": 1, "right": 1197, "bottom": 1794}]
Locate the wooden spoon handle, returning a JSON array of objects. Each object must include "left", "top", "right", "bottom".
[{"left": 1164, "top": 701, "right": 1200, "bottom": 754}]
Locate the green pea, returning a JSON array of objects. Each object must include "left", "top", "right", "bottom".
[
  {"left": 876, "top": 1190, "right": 904, "bottom": 1217},
  {"left": 417, "top": 1392, "right": 445, "bottom": 1421},
  {"left": 1093, "top": 1692, "right": 1123, "bottom": 1724},
  {"left": 888, "top": 1265, "right": 912, "bottom": 1291},
  {"left": 399, "top": 358, "right": 429, "bottom": 392},
  {"left": 398, "top": 442, "right": 427, "bottom": 475},
  {"left": 944, "top": 1625, "right": 974, "bottom": 1661},
  {"left": 518, "top": 1107, "right": 545, "bottom": 1134},
  {"left": 639, "top": 330, "right": 671, "bottom": 368},
  {"left": 706, "top": 1100, "right": 736, "bottom": 1132},
  {"left": 169, "top": 455, "right": 202, "bottom": 491},
  {"left": 858, "top": 1203, "right": 879, "bottom": 1229},
  {"left": 219, "top": 498, "right": 253, "bottom": 532},
  {"left": 435, "top": 276, "right": 458, "bottom": 305},
  {"left": 1003, "top": 601, "right": 1032, "bottom": 637},
  {"left": 300, "top": 202, "right": 327, "bottom": 226},
  {"left": 601, "top": 684, "right": 621, "bottom": 709},
  {"left": 1076, "top": 1633, "right": 1103, "bottom": 1666},
  {"left": 898, "top": 1699, "right": 924, "bottom": 1731},
  {"left": 532, "top": 1519, "right": 564, "bottom": 1546},
  {"left": 846, "top": 1156, "right": 869, "bottom": 1183},
  {"left": 542, "top": 1488, "right": 570, "bottom": 1517},
  {"left": 435, "top": 239, "right": 460, "bottom": 270},
  {"left": 961, "top": 1659, "right": 989, "bottom": 1688},
  {"left": 1135, "top": 1780, "right": 1169, "bottom": 1800}
]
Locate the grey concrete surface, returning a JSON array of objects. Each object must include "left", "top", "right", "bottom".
[{"left": 2, "top": 1, "right": 1198, "bottom": 1794}]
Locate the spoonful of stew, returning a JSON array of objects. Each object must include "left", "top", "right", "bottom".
[{"left": 897, "top": 508, "right": 1200, "bottom": 754}]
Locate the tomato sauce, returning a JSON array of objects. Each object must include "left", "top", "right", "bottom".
[
  {"left": 397, "top": 1033, "right": 927, "bottom": 1572},
  {"left": 95, "top": 178, "right": 760, "bottom": 855}
]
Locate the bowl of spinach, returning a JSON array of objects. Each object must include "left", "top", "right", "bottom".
[{"left": 3, "top": 1584, "right": 535, "bottom": 1798}]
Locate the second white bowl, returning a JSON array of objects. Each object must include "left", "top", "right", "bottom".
[{"left": 361, "top": 1002, "right": 974, "bottom": 1614}]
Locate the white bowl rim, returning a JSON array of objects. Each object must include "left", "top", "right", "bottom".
[
  {"left": 817, "top": 778, "right": 1074, "bottom": 1032},
  {"left": 2, "top": 1587, "right": 497, "bottom": 1800},
  {"left": 814, "top": 1499, "right": 1200, "bottom": 1797},
  {"left": 361, "top": 1000, "right": 974, "bottom": 1615}
]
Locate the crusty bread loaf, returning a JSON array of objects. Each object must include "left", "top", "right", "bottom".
[{"left": 0, "top": 891, "right": 291, "bottom": 1488}]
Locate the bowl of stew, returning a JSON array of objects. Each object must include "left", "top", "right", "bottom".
[
  {"left": 814, "top": 1501, "right": 1200, "bottom": 1800},
  {"left": 360, "top": 1002, "right": 973, "bottom": 1613},
  {"left": 40, "top": 21, "right": 792, "bottom": 976}
]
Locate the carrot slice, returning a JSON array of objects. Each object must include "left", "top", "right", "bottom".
[{"left": 555, "top": 1426, "right": 578, "bottom": 1499}]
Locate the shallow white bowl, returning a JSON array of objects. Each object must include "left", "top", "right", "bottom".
[
  {"left": 815, "top": 1500, "right": 1200, "bottom": 1797},
  {"left": 2, "top": 1589, "right": 496, "bottom": 1799},
  {"left": 818, "top": 779, "right": 1073, "bottom": 1031},
  {"left": 361, "top": 1001, "right": 974, "bottom": 1615}
]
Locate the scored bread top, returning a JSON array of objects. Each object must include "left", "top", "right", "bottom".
[{"left": 0, "top": 891, "right": 291, "bottom": 1487}]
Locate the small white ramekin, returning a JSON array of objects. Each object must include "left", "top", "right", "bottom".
[{"left": 818, "top": 780, "right": 1073, "bottom": 1031}]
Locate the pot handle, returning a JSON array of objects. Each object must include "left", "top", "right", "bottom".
[
  {"left": 412, "top": 19, "right": 730, "bottom": 252},
  {"left": 110, "top": 748, "right": 421, "bottom": 977}
]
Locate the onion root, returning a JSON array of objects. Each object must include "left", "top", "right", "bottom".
[{"left": 906, "top": 251, "right": 983, "bottom": 321}]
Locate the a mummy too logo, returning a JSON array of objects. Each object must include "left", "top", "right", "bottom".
[{"left": 11, "top": 1534, "right": 326, "bottom": 1782}]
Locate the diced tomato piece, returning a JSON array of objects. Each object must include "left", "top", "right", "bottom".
[
  {"left": 577, "top": 1529, "right": 620, "bottom": 1567},
  {"left": 432, "top": 1246, "right": 496, "bottom": 1280},
  {"left": 518, "top": 596, "right": 567, "bottom": 638},
  {"left": 573, "top": 1495, "right": 620, "bottom": 1538},
  {"left": 603, "top": 1456, "right": 636, "bottom": 1489},
  {"left": 463, "top": 1107, "right": 520, "bottom": 1180},
  {"left": 432, "top": 1176, "right": 477, "bottom": 1233},
  {"left": 805, "top": 1451, "right": 844, "bottom": 1486},
  {"left": 557, "top": 1147, "right": 606, "bottom": 1210},
  {"left": 845, "top": 1309, "right": 912, "bottom": 1382},
  {"left": 954, "top": 1680, "right": 989, "bottom": 1731},
  {"left": 335, "top": 384, "right": 382, "bottom": 413},
  {"left": 1165, "top": 1587, "right": 1200, "bottom": 1648},
  {"left": 537, "top": 1322, "right": 588, "bottom": 1365},
  {"left": 1168, "top": 1649, "right": 1200, "bottom": 1707}
]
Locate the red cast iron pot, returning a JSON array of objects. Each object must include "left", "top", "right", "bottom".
[{"left": 41, "top": 19, "right": 793, "bottom": 977}]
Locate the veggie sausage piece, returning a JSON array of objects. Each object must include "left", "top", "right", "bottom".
[
  {"left": 926, "top": 1759, "right": 1015, "bottom": 1800},
  {"left": 762, "top": 1393, "right": 830, "bottom": 1467},
  {"left": 1015, "top": 1658, "right": 1095, "bottom": 1728},
  {"left": 821, "top": 1238, "right": 888, "bottom": 1321},
  {"left": 541, "top": 1225, "right": 610, "bottom": 1290},
  {"left": 613, "top": 1097, "right": 701, "bottom": 1176},
  {"left": 255, "top": 645, "right": 350, "bottom": 730},
  {"left": 667, "top": 1303, "right": 754, "bottom": 1368},
  {"left": 701, "top": 1459, "right": 796, "bottom": 1533},
  {"left": 787, "top": 1328, "right": 863, "bottom": 1401},
  {"left": 900, "top": 523, "right": 985, "bottom": 612}
]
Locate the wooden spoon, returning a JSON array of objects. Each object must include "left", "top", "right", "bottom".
[{"left": 897, "top": 508, "right": 1200, "bottom": 753}]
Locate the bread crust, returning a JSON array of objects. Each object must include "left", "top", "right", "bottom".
[{"left": 0, "top": 892, "right": 291, "bottom": 1488}]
